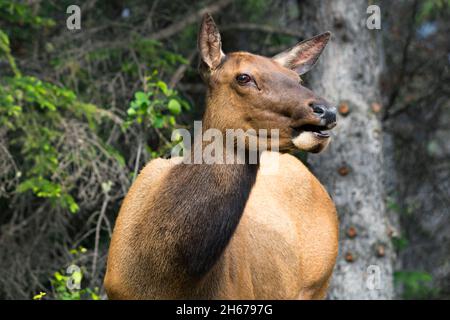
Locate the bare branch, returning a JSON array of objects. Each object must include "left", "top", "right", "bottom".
[
  {"left": 169, "top": 51, "right": 197, "bottom": 89},
  {"left": 91, "top": 192, "right": 110, "bottom": 281},
  {"left": 222, "top": 23, "right": 303, "bottom": 38},
  {"left": 150, "top": 0, "right": 234, "bottom": 40}
]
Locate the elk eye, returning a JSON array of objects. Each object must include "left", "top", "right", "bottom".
[{"left": 236, "top": 74, "right": 252, "bottom": 85}]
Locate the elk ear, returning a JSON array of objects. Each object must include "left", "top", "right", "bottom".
[
  {"left": 198, "top": 13, "right": 225, "bottom": 72},
  {"left": 272, "top": 32, "right": 331, "bottom": 75}
]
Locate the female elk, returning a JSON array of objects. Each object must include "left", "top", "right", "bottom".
[{"left": 104, "top": 14, "right": 338, "bottom": 299}]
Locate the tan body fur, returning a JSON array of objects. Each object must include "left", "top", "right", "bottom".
[{"left": 105, "top": 153, "right": 338, "bottom": 299}]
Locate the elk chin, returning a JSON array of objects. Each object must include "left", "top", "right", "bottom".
[{"left": 291, "top": 131, "right": 331, "bottom": 153}]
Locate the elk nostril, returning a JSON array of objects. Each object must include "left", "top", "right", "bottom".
[{"left": 312, "top": 105, "right": 326, "bottom": 116}]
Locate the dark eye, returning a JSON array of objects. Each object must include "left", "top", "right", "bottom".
[{"left": 236, "top": 74, "right": 252, "bottom": 85}]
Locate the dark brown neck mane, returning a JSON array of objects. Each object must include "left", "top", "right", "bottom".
[{"left": 153, "top": 134, "right": 258, "bottom": 278}]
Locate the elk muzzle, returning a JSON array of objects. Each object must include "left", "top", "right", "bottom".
[
  {"left": 291, "top": 103, "right": 337, "bottom": 153},
  {"left": 312, "top": 104, "right": 337, "bottom": 129}
]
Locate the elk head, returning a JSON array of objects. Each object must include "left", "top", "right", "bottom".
[{"left": 198, "top": 14, "right": 336, "bottom": 154}]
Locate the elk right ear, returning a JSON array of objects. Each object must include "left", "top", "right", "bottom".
[
  {"left": 273, "top": 32, "right": 331, "bottom": 75},
  {"left": 198, "top": 13, "right": 225, "bottom": 74}
]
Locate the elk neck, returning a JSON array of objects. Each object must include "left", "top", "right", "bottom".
[{"left": 153, "top": 96, "right": 259, "bottom": 278}]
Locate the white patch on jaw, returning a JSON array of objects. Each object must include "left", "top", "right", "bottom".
[
  {"left": 292, "top": 131, "right": 330, "bottom": 152},
  {"left": 292, "top": 131, "right": 317, "bottom": 150}
]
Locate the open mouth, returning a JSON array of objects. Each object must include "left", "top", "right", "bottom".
[{"left": 292, "top": 124, "right": 332, "bottom": 138}]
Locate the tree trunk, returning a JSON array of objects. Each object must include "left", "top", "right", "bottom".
[{"left": 298, "top": 0, "right": 395, "bottom": 299}]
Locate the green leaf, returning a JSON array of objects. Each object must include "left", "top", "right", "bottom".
[
  {"left": 54, "top": 272, "right": 64, "bottom": 281},
  {"left": 32, "top": 292, "right": 47, "bottom": 300},
  {"left": 168, "top": 99, "right": 181, "bottom": 115},
  {"left": 152, "top": 116, "right": 164, "bottom": 128},
  {"left": 394, "top": 271, "right": 434, "bottom": 299},
  {"left": 180, "top": 100, "right": 191, "bottom": 111},
  {"left": 127, "top": 108, "right": 136, "bottom": 116},
  {"left": 90, "top": 291, "right": 100, "bottom": 300},
  {"left": 392, "top": 236, "right": 409, "bottom": 251},
  {"left": 134, "top": 91, "right": 149, "bottom": 105},
  {"left": 156, "top": 81, "right": 169, "bottom": 95},
  {"left": 66, "top": 196, "right": 79, "bottom": 214}
]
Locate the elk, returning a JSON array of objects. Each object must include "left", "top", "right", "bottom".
[{"left": 104, "top": 14, "right": 338, "bottom": 299}]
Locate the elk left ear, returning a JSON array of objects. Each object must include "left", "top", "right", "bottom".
[
  {"left": 198, "top": 13, "right": 225, "bottom": 71},
  {"left": 272, "top": 32, "right": 331, "bottom": 75}
]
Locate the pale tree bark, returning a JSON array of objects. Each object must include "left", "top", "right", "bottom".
[{"left": 297, "top": 0, "right": 395, "bottom": 299}]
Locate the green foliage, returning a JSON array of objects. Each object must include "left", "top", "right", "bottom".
[
  {"left": 386, "top": 196, "right": 417, "bottom": 216},
  {"left": 33, "top": 247, "right": 100, "bottom": 300},
  {"left": 391, "top": 236, "right": 409, "bottom": 252},
  {"left": 131, "top": 38, "right": 188, "bottom": 69},
  {"left": 386, "top": 196, "right": 402, "bottom": 213},
  {"left": 0, "top": 30, "right": 120, "bottom": 214},
  {"left": 0, "top": 77, "right": 79, "bottom": 212},
  {"left": 387, "top": 196, "right": 436, "bottom": 298},
  {"left": 0, "top": 29, "right": 20, "bottom": 76},
  {"left": 394, "top": 271, "right": 438, "bottom": 299},
  {"left": 50, "top": 271, "right": 100, "bottom": 300},
  {"left": 32, "top": 292, "right": 47, "bottom": 300},
  {"left": 239, "top": 0, "right": 272, "bottom": 22},
  {"left": 1, "top": 0, "right": 195, "bottom": 298},
  {"left": 417, "top": 0, "right": 450, "bottom": 22},
  {"left": 0, "top": 0, "right": 55, "bottom": 48},
  {"left": 0, "top": 0, "right": 55, "bottom": 28},
  {"left": 124, "top": 71, "right": 190, "bottom": 159},
  {"left": 125, "top": 71, "right": 189, "bottom": 129},
  {"left": 49, "top": 247, "right": 100, "bottom": 300}
]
